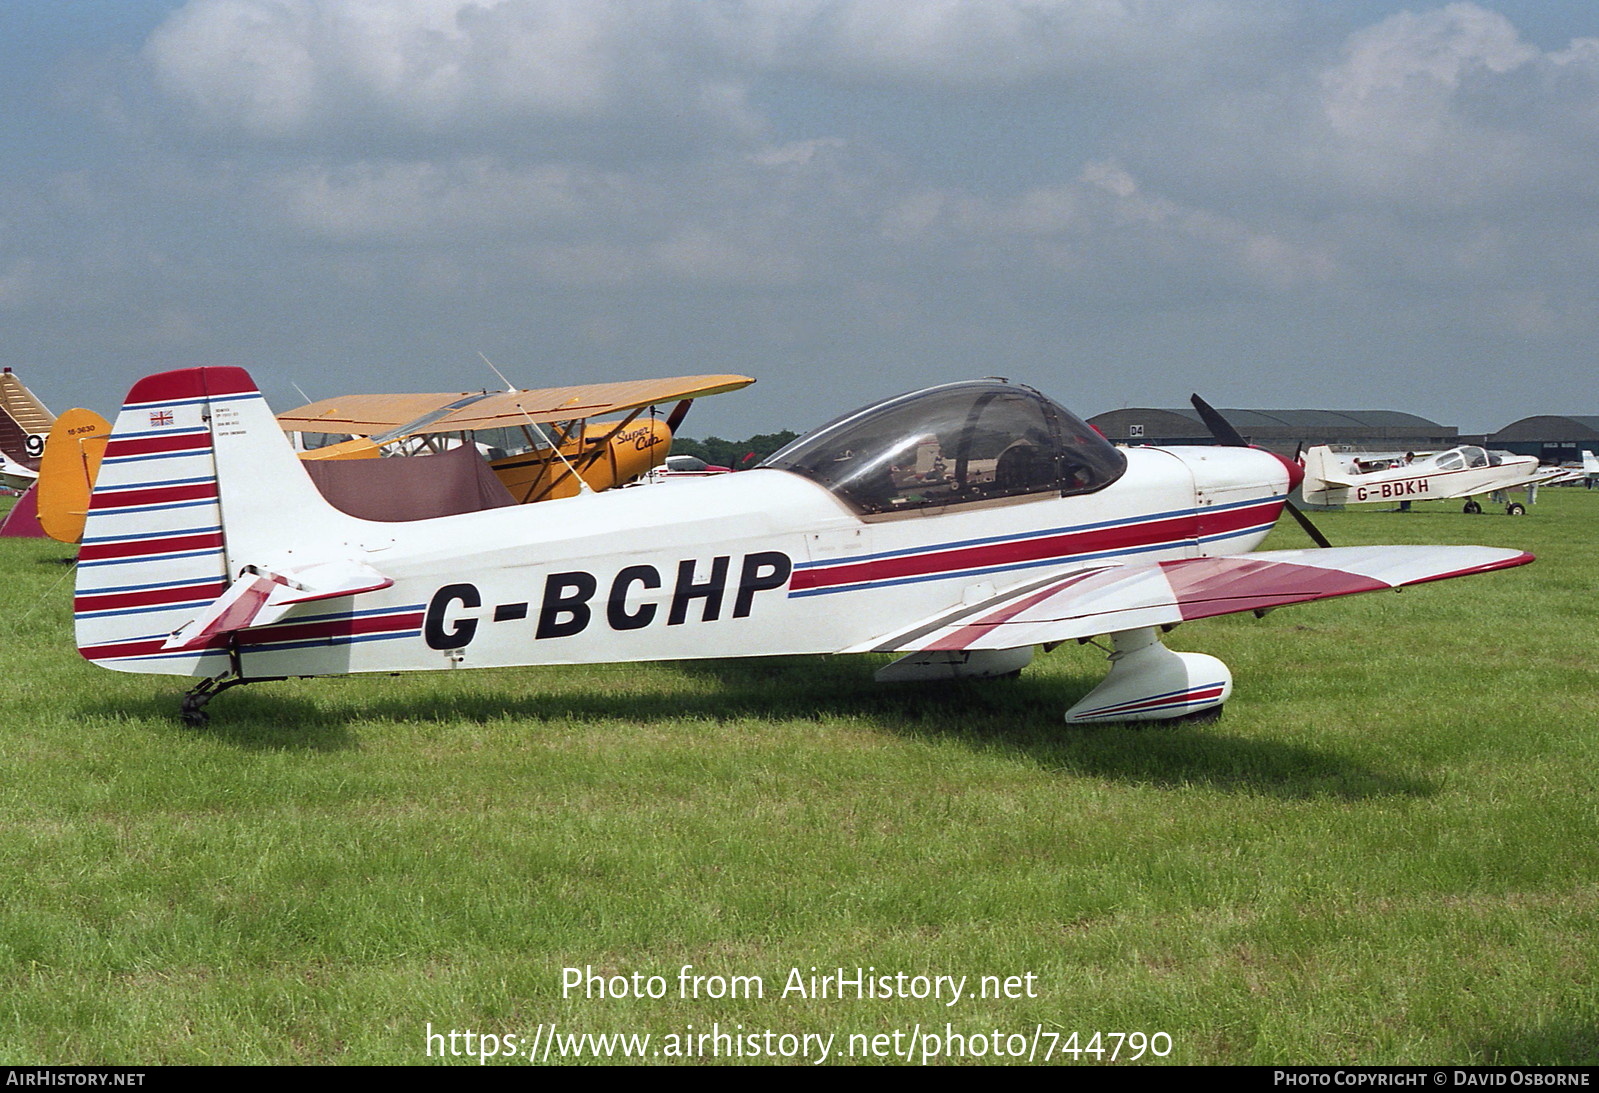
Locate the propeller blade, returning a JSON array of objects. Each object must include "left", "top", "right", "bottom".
[
  {"left": 1283, "top": 498, "right": 1333, "bottom": 549},
  {"left": 665, "top": 398, "right": 694, "bottom": 433},
  {"left": 1190, "top": 393, "right": 1333, "bottom": 548},
  {"left": 1189, "top": 393, "right": 1249, "bottom": 447}
]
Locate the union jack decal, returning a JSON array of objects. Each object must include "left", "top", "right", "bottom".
[{"left": 148, "top": 410, "right": 175, "bottom": 427}]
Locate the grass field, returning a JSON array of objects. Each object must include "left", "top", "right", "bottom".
[{"left": 2, "top": 488, "right": 1596, "bottom": 1065}]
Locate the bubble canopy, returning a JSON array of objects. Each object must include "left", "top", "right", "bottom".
[{"left": 762, "top": 380, "right": 1128, "bottom": 516}]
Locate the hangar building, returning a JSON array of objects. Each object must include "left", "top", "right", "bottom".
[
  {"left": 1087, "top": 407, "right": 1457, "bottom": 457},
  {"left": 1484, "top": 415, "right": 1599, "bottom": 463}
]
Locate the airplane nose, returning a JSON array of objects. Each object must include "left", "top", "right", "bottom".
[{"left": 1268, "top": 449, "right": 1305, "bottom": 492}]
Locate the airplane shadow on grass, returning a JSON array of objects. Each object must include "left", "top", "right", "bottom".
[
  {"left": 1470, "top": 1015, "right": 1599, "bottom": 1065},
  {"left": 106, "top": 655, "right": 1436, "bottom": 801}
]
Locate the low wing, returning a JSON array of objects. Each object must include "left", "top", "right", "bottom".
[
  {"left": 845, "top": 546, "right": 1533, "bottom": 654},
  {"left": 1481, "top": 465, "right": 1571, "bottom": 492},
  {"left": 278, "top": 375, "right": 755, "bottom": 435}
]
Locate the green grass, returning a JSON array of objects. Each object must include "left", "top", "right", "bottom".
[{"left": 1, "top": 490, "right": 1596, "bottom": 1065}]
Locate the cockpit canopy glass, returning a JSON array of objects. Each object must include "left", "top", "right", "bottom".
[
  {"left": 1434, "top": 445, "right": 1488, "bottom": 471},
  {"left": 762, "top": 381, "right": 1127, "bottom": 515}
]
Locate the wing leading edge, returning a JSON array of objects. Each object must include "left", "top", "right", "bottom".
[
  {"left": 277, "top": 375, "right": 755, "bottom": 434},
  {"left": 846, "top": 546, "right": 1534, "bottom": 654}
]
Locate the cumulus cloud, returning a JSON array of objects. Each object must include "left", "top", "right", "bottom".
[
  {"left": 21, "top": 1, "right": 1599, "bottom": 429},
  {"left": 1308, "top": 3, "right": 1599, "bottom": 208},
  {"left": 142, "top": 0, "right": 1263, "bottom": 141},
  {"left": 113, "top": 2, "right": 1599, "bottom": 288},
  {"left": 713, "top": 0, "right": 1256, "bottom": 86},
  {"left": 144, "top": 0, "right": 762, "bottom": 141}
]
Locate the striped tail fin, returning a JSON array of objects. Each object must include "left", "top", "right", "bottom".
[{"left": 74, "top": 366, "right": 360, "bottom": 676}]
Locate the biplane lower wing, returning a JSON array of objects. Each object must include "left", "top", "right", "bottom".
[{"left": 849, "top": 546, "right": 1534, "bottom": 654}]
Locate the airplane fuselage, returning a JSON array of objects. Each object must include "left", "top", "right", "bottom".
[{"left": 77, "top": 397, "right": 1289, "bottom": 681}]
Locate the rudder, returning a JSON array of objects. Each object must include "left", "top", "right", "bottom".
[{"left": 73, "top": 366, "right": 357, "bottom": 675}]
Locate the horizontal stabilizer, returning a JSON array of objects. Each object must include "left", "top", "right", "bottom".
[
  {"left": 162, "top": 559, "right": 393, "bottom": 650},
  {"left": 848, "top": 545, "right": 1533, "bottom": 654}
]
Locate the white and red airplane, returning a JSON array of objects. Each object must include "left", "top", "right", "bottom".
[
  {"left": 73, "top": 367, "right": 1532, "bottom": 726},
  {"left": 1300, "top": 444, "right": 1567, "bottom": 514}
]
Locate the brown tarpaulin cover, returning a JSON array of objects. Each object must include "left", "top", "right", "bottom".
[{"left": 301, "top": 444, "right": 517, "bottom": 522}]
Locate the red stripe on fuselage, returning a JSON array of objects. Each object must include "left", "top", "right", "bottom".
[
  {"left": 235, "top": 611, "right": 424, "bottom": 648},
  {"left": 78, "top": 634, "right": 230, "bottom": 662},
  {"left": 78, "top": 609, "right": 422, "bottom": 663},
  {"left": 794, "top": 502, "right": 1277, "bottom": 593}
]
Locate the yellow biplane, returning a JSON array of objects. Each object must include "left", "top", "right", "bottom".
[
  {"left": 39, "top": 373, "right": 754, "bottom": 542},
  {"left": 277, "top": 373, "right": 754, "bottom": 502}
]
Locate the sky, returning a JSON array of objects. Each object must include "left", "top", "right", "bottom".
[{"left": 3, "top": 1, "right": 1598, "bottom": 438}]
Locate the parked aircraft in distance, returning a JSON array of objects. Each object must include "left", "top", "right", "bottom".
[
  {"left": 74, "top": 368, "right": 1531, "bottom": 726},
  {"left": 1300, "top": 444, "right": 1567, "bottom": 514},
  {"left": 0, "top": 451, "right": 36, "bottom": 492},
  {"left": 0, "top": 368, "right": 58, "bottom": 536},
  {"left": 35, "top": 408, "right": 112, "bottom": 543},
  {"left": 0, "top": 368, "right": 53, "bottom": 473},
  {"left": 1555, "top": 450, "right": 1599, "bottom": 488}
]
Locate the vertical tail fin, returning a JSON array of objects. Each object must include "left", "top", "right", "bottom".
[
  {"left": 73, "top": 366, "right": 360, "bottom": 675},
  {"left": 1299, "top": 446, "right": 1347, "bottom": 507}
]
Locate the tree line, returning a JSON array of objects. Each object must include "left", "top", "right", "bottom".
[{"left": 671, "top": 430, "right": 799, "bottom": 470}]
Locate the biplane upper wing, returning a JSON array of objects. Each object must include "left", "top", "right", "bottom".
[
  {"left": 438, "top": 375, "right": 754, "bottom": 431},
  {"left": 275, "top": 392, "right": 474, "bottom": 436},
  {"left": 277, "top": 375, "right": 755, "bottom": 435},
  {"left": 845, "top": 546, "right": 1533, "bottom": 654}
]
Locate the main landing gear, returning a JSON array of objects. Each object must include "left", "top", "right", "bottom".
[
  {"left": 1463, "top": 500, "right": 1527, "bottom": 515},
  {"left": 1063, "top": 628, "right": 1232, "bottom": 724},
  {"left": 874, "top": 628, "right": 1233, "bottom": 725}
]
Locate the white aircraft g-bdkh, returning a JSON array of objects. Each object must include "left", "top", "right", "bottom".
[
  {"left": 74, "top": 367, "right": 1532, "bottom": 726},
  {"left": 1301, "top": 444, "right": 1567, "bottom": 515}
]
